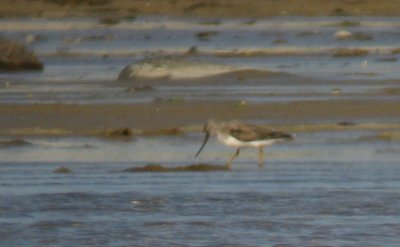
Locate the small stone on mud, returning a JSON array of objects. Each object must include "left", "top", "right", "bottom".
[
  {"left": 330, "top": 88, "right": 342, "bottom": 95},
  {"left": 334, "top": 30, "right": 352, "bottom": 40}
]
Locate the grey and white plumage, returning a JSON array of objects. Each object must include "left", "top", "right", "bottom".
[{"left": 195, "top": 120, "right": 293, "bottom": 168}]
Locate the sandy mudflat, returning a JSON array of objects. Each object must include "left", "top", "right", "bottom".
[
  {"left": 1, "top": 0, "right": 400, "bottom": 18},
  {"left": 1, "top": 100, "right": 399, "bottom": 136},
  {"left": 1, "top": 0, "right": 400, "bottom": 137}
]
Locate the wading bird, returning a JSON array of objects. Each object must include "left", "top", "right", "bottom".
[{"left": 195, "top": 120, "right": 293, "bottom": 168}]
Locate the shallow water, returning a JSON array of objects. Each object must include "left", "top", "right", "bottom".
[
  {"left": 1, "top": 16, "right": 400, "bottom": 104},
  {"left": 1, "top": 131, "right": 400, "bottom": 246}
]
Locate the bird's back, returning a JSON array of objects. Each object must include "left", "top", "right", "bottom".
[{"left": 227, "top": 123, "right": 293, "bottom": 142}]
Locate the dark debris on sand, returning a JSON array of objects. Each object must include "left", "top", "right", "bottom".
[
  {"left": 0, "top": 139, "right": 32, "bottom": 148},
  {"left": 124, "top": 164, "right": 230, "bottom": 172},
  {"left": 105, "top": 128, "right": 134, "bottom": 139},
  {"left": 141, "top": 128, "right": 183, "bottom": 137}
]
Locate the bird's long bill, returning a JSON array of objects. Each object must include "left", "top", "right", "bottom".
[{"left": 195, "top": 131, "right": 210, "bottom": 157}]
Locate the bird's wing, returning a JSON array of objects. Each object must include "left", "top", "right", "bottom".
[{"left": 229, "top": 124, "right": 292, "bottom": 142}]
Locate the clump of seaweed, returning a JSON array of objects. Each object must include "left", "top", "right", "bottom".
[
  {"left": 335, "top": 31, "right": 373, "bottom": 41},
  {"left": 185, "top": 46, "right": 198, "bottom": 56},
  {"left": 336, "top": 20, "right": 361, "bottom": 27},
  {"left": 125, "top": 85, "right": 153, "bottom": 93},
  {"left": 331, "top": 8, "right": 349, "bottom": 16},
  {"left": 0, "top": 139, "right": 32, "bottom": 148},
  {"left": 376, "top": 57, "right": 398, "bottom": 63},
  {"left": 352, "top": 32, "right": 373, "bottom": 41},
  {"left": 105, "top": 128, "right": 134, "bottom": 139},
  {"left": 337, "top": 121, "right": 356, "bottom": 127},
  {"left": 124, "top": 164, "right": 230, "bottom": 172},
  {"left": 99, "top": 17, "right": 120, "bottom": 25},
  {"left": 184, "top": 1, "right": 218, "bottom": 12},
  {"left": 125, "top": 164, "right": 165, "bottom": 172},
  {"left": 195, "top": 31, "right": 218, "bottom": 41},
  {"left": 53, "top": 166, "right": 72, "bottom": 174},
  {"left": 333, "top": 48, "right": 369, "bottom": 57},
  {"left": 391, "top": 48, "right": 400, "bottom": 54},
  {"left": 141, "top": 128, "right": 183, "bottom": 136},
  {"left": 376, "top": 131, "right": 400, "bottom": 141}
]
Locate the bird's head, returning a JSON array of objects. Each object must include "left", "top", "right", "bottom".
[
  {"left": 203, "top": 120, "right": 219, "bottom": 134},
  {"left": 195, "top": 120, "right": 219, "bottom": 157}
]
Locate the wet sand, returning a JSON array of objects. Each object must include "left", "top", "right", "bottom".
[
  {"left": 1, "top": 99, "right": 399, "bottom": 136},
  {"left": 1, "top": 3, "right": 400, "bottom": 137},
  {"left": 1, "top": 0, "right": 400, "bottom": 18},
  {"left": 2, "top": 58, "right": 400, "bottom": 137}
]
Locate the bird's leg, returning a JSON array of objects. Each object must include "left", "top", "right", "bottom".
[
  {"left": 226, "top": 148, "right": 240, "bottom": 169},
  {"left": 258, "top": 147, "right": 265, "bottom": 168}
]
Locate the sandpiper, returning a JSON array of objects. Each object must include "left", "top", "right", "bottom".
[{"left": 195, "top": 120, "right": 293, "bottom": 168}]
